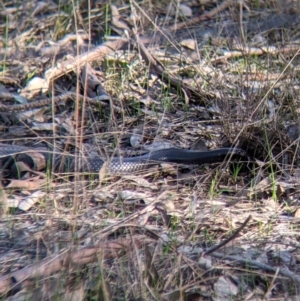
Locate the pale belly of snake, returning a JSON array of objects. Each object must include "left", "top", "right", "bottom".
[{"left": 0, "top": 143, "right": 249, "bottom": 177}]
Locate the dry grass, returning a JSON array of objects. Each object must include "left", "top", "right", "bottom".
[{"left": 1, "top": 0, "right": 300, "bottom": 300}]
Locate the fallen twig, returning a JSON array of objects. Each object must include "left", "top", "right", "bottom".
[
  {"left": 211, "top": 252, "right": 300, "bottom": 286},
  {"left": 170, "top": 0, "right": 233, "bottom": 30},
  {"left": 44, "top": 38, "right": 128, "bottom": 83},
  {"left": 204, "top": 215, "right": 252, "bottom": 256},
  {"left": 0, "top": 91, "right": 121, "bottom": 112}
]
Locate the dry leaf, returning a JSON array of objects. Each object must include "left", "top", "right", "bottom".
[
  {"left": 180, "top": 38, "right": 197, "bottom": 50},
  {"left": 19, "top": 77, "right": 48, "bottom": 98},
  {"left": 214, "top": 276, "right": 239, "bottom": 300},
  {"left": 31, "top": 122, "right": 58, "bottom": 131},
  {"left": 294, "top": 207, "right": 300, "bottom": 218},
  {"left": 179, "top": 4, "right": 193, "bottom": 17},
  {"left": 18, "top": 191, "right": 46, "bottom": 211},
  {"left": 17, "top": 107, "right": 47, "bottom": 122}
]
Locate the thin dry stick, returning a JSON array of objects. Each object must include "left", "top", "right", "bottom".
[
  {"left": 250, "top": 47, "right": 300, "bottom": 119},
  {"left": 133, "top": 33, "right": 205, "bottom": 100},
  {"left": 170, "top": 0, "right": 233, "bottom": 31},
  {"left": 211, "top": 252, "right": 300, "bottom": 286},
  {"left": 204, "top": 215, "right": 252, "bottom": 256},
  {"left": 264, "top": 268, "right": 280, "bottom": 299},
  {"left": 239, "top": 0, "right": 245, "bottom": 45},
  {"left": 0, "top": 92, "right": 122, "bottom": 113},
  {"left": 211, "top": 44, "right": 300, "bottom": 64}
]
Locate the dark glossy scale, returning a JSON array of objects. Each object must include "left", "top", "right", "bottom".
[
  {"left": 0, "top": 144, "right": 249, "bottom": 175},
  {"left": 84, "top": 147, "right": 249, "bottom": 173}
]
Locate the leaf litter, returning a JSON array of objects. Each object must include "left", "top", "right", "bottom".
[{"left": 1, "top": 0, "right": 300, "bottom": 300}]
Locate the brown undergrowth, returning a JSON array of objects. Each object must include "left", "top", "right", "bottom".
[{"left": 1, "top": 0, "right": 300, "bottom": 300}]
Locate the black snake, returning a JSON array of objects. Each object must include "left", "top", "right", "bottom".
[{"left": 0, "top": 143, "right": 249, "bottom": 178}]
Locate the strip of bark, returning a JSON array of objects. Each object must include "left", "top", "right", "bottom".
[{"left": 44, "top": 38, "right": 128, "bottom": 83}]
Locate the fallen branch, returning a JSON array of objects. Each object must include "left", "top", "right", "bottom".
[
  {"left": 0, "top": 235, "right": 149, "bottom": 295},
  {"left": 211, "top": 252, "right": 300, "bottom": 286},
  {"left": 44, "top": 38, "right": 128, "bottom": 83},
  {"left": 0, "top": 91, "right": 121, "bottom": 112}
]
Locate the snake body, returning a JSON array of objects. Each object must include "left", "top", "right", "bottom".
[
  {"left": 87, "top": 147, "right": 248, "bottom": 173},
  {"left": 0, "top": 143, "right": 248, "bottom": 177}
]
